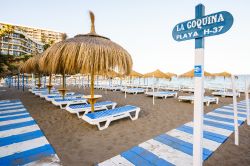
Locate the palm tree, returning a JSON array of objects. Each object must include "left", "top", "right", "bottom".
[
  {"left": 0, "top": 28, "right": 5, "bottom": 55},
  {"left": 61, "top": 33, "right": 67, "bottom": 40},
  {"left": 0, "top": 24, "right": 15, "bottom": 55}
]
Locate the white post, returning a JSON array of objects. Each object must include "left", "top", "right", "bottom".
[
  {"left": 231, "top": 75, "right": 239, "bottom": 145},
  {"left": 153, "top": 75, "right": 155, "bottom": 105},
  {"left": 193, "top": 48, "right": 204, "bottom": 166},
  {"left": 245, "top": 79, "right": 250, "bottom": 125}
]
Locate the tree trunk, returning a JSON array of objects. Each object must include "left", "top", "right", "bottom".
[
  {"left": 7, "top": 35, "right": 10, "bottom": 55},
  {"left": 0, "top": 37, "right": 2, "bottom": 54}
]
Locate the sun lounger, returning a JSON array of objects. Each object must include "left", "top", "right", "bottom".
[
  {"left": 45, "top": 94, "right": 81, "bottom": 101},
  {"left": 40, "top": 91, "right": 75, "bottom": 98},
  {"left": 52, "top": 97, "right": 87, "bottom": 109},
  {"left": 29, "top": 88, "right": 48, "bottom": 93},
  {"left": 180, "top": 88, "right": 195, "bottom": 93},
  {"left": 212, "top": 91, "right": 240, "bottom": 97},
  {"left": 124, "top": 88, "right": 145, "bottom": 94},
  {"left": 82, "top": 105, "right": 141, "bottom": 130},
  {"left": 162, "top": 86, "right": 180, "bottom": 91},
  {"left": 178, "top": 95, "right": 219, "bottom": 106},
  {"left": 107, "top": 86, "right": 123, "bottom": 91},
  {"left": 66, "top": 101, "right": 117, "bottom": 118},
  {"left": 145, "top": 91, "right": 178, "bottom": 98}
]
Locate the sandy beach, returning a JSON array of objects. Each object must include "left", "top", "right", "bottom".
[{"left": 0, "top": 86, "right": 249, "bottom": 166}]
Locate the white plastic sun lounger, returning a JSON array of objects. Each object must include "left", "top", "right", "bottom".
[
  {"left": 52, "top": 97, "right": 87, "bottom": 109},
  {"left": 180, "top": 88, "right": 195, "bottom": 93},
  {"left": 66, "top": 101, "right": 117, "bottom": 118},
  {"left": 82, "top": 105, "right": 141, "bottom": 130},
  {"left": 125, "top": 88, "right": 145, "bottom": 94},
  {"left": 40, "top": 91, "right": 75, "bottom": 99},
  {"left": 38, "top": 91, "right": 59, "bottom": 98},
  {"left": 178, "top": 95, "right": 219, "bottom": 106},
  {"left": 212, "top": 91, "right": 240, "bottom": 97},
  {"left": 29, "top": 88, "right": 48, "bottom": 94},
  {"left": 145, "top": 91, "right": 178, "bottom": 99},
  {"left": 45, "top": 93, "right": 81, "bottom": 101},
  {"left": 107, "top": 86, "right": 123, "bottom": 91},
  {"left": 162, "top": 86, "right": 180, "bottom": 91}
]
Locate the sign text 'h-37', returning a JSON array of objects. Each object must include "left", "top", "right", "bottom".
[{"left": 172, "top": 11, "right": 234, "bottom": 41}]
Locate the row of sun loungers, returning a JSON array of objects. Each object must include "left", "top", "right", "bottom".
[{"left": 28, "top": 88, "right": 141, "bottom": 130}]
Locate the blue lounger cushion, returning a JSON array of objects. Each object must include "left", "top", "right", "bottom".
[
  {"left": 69, "top": 101, "right": 114, "bottom": 109},
  {"left": 86, "top": 105, "right": 138, "bottom": 119}
]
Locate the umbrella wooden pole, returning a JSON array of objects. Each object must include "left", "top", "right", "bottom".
[
  {"left": 47, "top": 74, "right": 52, "bottom": 94},
  {"left": 37, "top": 74, "right": 41, "bottom": 89},
  {"left": 22, "top": 73, "right": 24, "bottom": 91},
  {"left": 90, "top": 70, "right": 95, "bottom": 112},
  {"left": 62, "top": 74, "right": 66, "bottom": 99}
]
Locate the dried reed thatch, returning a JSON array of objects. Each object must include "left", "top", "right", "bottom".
[
  {"left": 129, "top": 70, "right": 143, "bottom": 77},
  {"left": 179, "top": 69, "right": 213, "bottom": 78},
  {"left": 39, "top": 11, "right": 132, "bottom": 76},
  {"left": 165, "top": 72, "right": 177, "bottom": 77},
  {"left": 213, "top": 71, "right": 231, "bottom": 77},
  {"left": 19, "top": 54, "right": 42, "bottom": 74},
  {"left": 39, "top": 11, "right": 133, "bottom": 111},
  {"left": 144, "top": 69, "right": 171, "bottom": 79},
  {"left": 18, "top": 54, "right": 43, "bottom": 88}
]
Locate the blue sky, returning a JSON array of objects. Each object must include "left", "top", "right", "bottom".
[{"left": 1, "top": 0, "right": 249, "bottom": 74}]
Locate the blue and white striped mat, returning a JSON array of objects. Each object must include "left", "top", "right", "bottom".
[
  {"left": 0, "top": 100, "right": 61, "bottom": 166},
  {"left": 99, "top": 100, "right": 249, "bottom": 166}
]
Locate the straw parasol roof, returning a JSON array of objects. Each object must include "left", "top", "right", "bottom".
[
  {"left": 39, "top": 11, "right": 133, "bottom": 111},
  {"left": 213, "top": 71, "right": 231, "bottom": 77},
  {"left": 129, "top": 70, "right": 143, "bottom": 77},
  {"left": 144, "top": 69, "right": 171, "bottom": 79},
  {"left": 105, "top": 70, "right": 122, "bottom": 78},
  {"left": 179, "top": 69, "right": 213, "bottom": 78},
  {"left": 19, "top": 54, "right": 42, "bottom": 74},
  {"left": 39, "top": 12, "right": 132, "bottom": 76},
  {"left": 165, "top": 72, "right": 177, "bottom": 77}
]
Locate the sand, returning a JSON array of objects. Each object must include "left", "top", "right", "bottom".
[{"left": 0, "top": 86, "right": 249, "bottom": 166}]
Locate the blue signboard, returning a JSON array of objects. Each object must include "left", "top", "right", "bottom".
[
  {"left": 194, "top": 65, "right": 202, "bottom": 77},
  {"left": 172, "top": 11, "right": 234, "bottom": 41}
]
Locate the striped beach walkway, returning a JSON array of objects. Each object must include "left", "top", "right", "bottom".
[
  {"left": 0, "top": 99, "right": 61, "bottom": 166},
  {"left": 99, "top": 100, "right": 250, "bottom": 166}
]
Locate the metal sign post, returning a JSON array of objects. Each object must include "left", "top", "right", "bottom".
[
  {"left": 172, "top": 3, "right": 234, "bottom": 166},
  {"left": 245, "top": 79, "right": 250, "bottom": 125},
  {"left": 231, "top": 75, "right": 239, "bottom": 145}
]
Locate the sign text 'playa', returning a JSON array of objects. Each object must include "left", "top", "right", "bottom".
[{"left": 172, "top": 11, "right": 233, "bottom": 41}]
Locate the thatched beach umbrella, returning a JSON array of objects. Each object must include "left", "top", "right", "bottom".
[
  {"left": 128, "top": 70, "right": 143, "bottom": 85},
  {"left": 129, "top": 70, "right": 143, "bottom": 78},
  {"left": 165, "top": 72, "right": 177, "bottom": 77},
  {"left": 39, "top": 11, "right": 132, "bottom": 111},
  {"left": 213, "top": 71, "right": 232, "bottom": 91},
  {"left": 179, "top": 69, "right": 213, "bottom": 78},
  {"left": 19, "top": 54, "right": 43, "bottom": 89},
  {"left": 213, "top": 71, "right": 231, "bottom": 77},
  {"left": 144, "top": 69, "right": 171, "bottom": 105}
]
